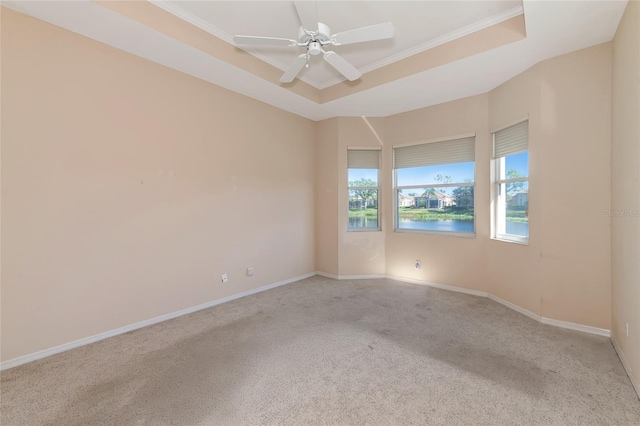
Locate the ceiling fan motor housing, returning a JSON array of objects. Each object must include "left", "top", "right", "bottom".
[{"left": 298, "top": 22, "right": 331, "bottom": 45}]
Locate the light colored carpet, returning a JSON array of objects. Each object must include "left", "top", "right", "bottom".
[{"left": 1, "top": 276, "right": 639, "bottom": 425}]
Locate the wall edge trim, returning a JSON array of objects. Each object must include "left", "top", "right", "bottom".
[{"left": 0, "top": 272, "right": 316, "bottom": 371}]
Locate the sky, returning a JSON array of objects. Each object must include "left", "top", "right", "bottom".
[
  {"left": 397, "top": 162, "right": 475, "bottom": 187},
  {"left": 348, "top": 152, "right": 529, "bottom": 188},
  {"left": 505, "top": 151, "right": 529, "bottom": 177}
]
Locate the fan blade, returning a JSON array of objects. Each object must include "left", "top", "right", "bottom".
[
  {"left": 233, "top": 35, "right": 297, "bottom": 47},
  {"left": 294, "top": 1, "right": 318, "bottom": 33},
  {"left": 280, "top": 54, "right": 308, "bottom": 83},
  {"left": 323, "top": 51, "right": 362, "bottom": 81},
  {"left": 331, "top": 22, "right": 395, "bottom": 46}
]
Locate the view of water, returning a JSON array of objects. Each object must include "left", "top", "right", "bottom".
[
  {"left": 506, "top": 221, "right": 529, "bottom": 237},
  {"left": 349, "top": 217, "right": 378, "bottom": 229},
  {"left": 350, "top": 216, "right": 529, "bottom": 237},
  {"left": 398, "top": 218, "right": 474, "bottom": 233}
]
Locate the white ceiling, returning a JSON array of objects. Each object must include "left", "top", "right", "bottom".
[
  {"left": 155, "top": 0, "right": 523, "bottom": 89},
  {"left": 3, "top": 1, "right": 628, "bottom": 121}
]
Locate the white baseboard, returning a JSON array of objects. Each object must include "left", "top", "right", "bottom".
[
  {"left": 611, "top": 335, "right": 640, "bottom": 400},
  {"left": 315, "top": 272, "right": 385, "bottom": 280},
  {"left": 488, "top": 294, "right": 542, "bottom": 322},
  {"left": 337, "top": 274, "right": 386, "bottom": 280},
  {"left": 317, "top": 271, "right": 611, "bottom": 338},
  {"left": 315, "top": 271, "right": 339, "bottom": 280},
  {"left": 2, "top": 271, "right": 614, "bottom": 371},
  {"left": 0, "top": 272, "right": 316, "bottom": 371},
  {"left": 487, "top": 294, "right": 610, "bottom": 337},
  {"left": 387, "top": 274, "right": 488, "bottom": 298},
  {"left": 541, "top": 317, "right": 610, "bottom": 337},
  {"left": 316, "top": 271, "right": 486, "bottom": 297}
]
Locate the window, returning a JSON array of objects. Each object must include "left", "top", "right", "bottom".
[
  {"left": 348, "top": 149, "right": 380, "bottom": 231},
  {"left": 493, "top": 120, "right": 529, "bottom": 243},
  {"left": 393, "top": 136, "right": 475, "bottom": 235}
]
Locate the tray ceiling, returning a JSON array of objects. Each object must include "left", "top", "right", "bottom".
[{"left": 2, "top": 1, "right": 627, "bottom": 121}]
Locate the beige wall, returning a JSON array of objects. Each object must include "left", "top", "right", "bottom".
[
  {"left": 315, "top": 117, "right": 387, "bottom": 277},
  {"left": 489, "top": 43, "right": 613, "bottom": 327},
  {"left": 337, "top": 117, "right": 386, "bottom": 276},
  {"left": 536, "top": 44, "right": 612, "bottom": 327},
  {"left": 384, "top": 94, "right": 491, "bottom": 292},
  {"left": 1, "top": 9, "right": 315, "bottom": 362},
  {"left": 1, "top": 5, "right": 624, "bottom": 365},
  {"left": 317, "top": 43, "right": 613, "bottom": 330},
  {"left": 612, "top": 0, "right": 640, "bottom": 390},
  {"left": 314, "top": 118, "right": 339, "bottom": 276},
  {"left": 487, "top": 62, "right": 543, "bottom": 315}
]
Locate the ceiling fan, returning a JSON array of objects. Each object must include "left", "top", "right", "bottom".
[{"left": 232, "top": 1, "right": 395, "bottom": 83}]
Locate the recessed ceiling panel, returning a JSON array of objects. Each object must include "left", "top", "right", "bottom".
[{"left": 166, "top": 1, "right": 522, "bottom": 87}]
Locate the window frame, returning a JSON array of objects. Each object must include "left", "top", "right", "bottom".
[
  {"left": 492, "top": 120, "right": 529, "bottom": 245},
  {"left": 392, "top": 137, "right": 476, "bottom": 238},
  {"left": 347, "top": 149, "right": 381, "bottom": 232}
]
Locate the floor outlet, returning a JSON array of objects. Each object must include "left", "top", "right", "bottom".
[
  {"left": 221, "top": 273, "right": 228, "bottom": 283},
  {"left": 247, "top": 267, "right": 254, "bottom": 277}
]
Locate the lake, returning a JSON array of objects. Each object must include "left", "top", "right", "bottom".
[
  {"left": 398, "top": 218, "right": 474, "bottom": 233},
  {"left": 349, "top": 217, "right": 529, "bottom": 237},
  {"left": 349, "top": 217, "right": 378, "bottom": 229},
  {"left": 505, "top": 221, "right": 529, "bottom": 237}
]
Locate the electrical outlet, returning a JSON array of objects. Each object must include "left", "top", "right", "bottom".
[
  {"left": 221, "top": 273, "right": 228, "bottom": 283},
  {"left": 415, "top": 260, "right": 421, "bottom": 270},
  {"left": 247, "top": 267, "right": 254, "bottom": 277},
  {"left": 625, "top": 321, "right": 629, "bottom": 337}
]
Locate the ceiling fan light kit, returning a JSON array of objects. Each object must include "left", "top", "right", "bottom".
[{"left": 232, "top": 1, "right": 395, "bottom": 84}]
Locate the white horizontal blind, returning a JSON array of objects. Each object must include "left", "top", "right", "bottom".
[
  {"left": 494, "top": 120, "right": 528, "bottom": 158},
  {"left": 393, "top": 136, "right": 475, "bottom": 169},
  {"left": 348, "top": 149, "right": 380, "bottom": 169}
]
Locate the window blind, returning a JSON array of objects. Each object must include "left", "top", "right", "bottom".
[
  {"left": 494, "top": 120, "right": 528, "bottom": 158},
  {"left": 348, "top": 149, "right": 380, "bottom": 169},
  {"left": 393, "top": 136, "right": 475, "bottom": 169}
]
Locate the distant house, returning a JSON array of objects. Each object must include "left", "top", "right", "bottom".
[
  {"left": 349, "top": 198, "right": 364, "bottom": 209},
  {"left": 349, "top": 196, "right": 377, "bottom": 209},
  {"left": 414, "top": 190, "right": 454, "bottom": 209},
  {"left": 398, "top": 193, "right": 415, "bottom": 207},
  {"left": 511, "top": 191, "right": 528, "bottom": 207},
  {"left": 440, "top": 193, "right": 455, "bottom": 207}
]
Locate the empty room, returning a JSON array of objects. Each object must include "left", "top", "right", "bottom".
[{"left": 1, "top": 0, "right": 639, "bottom": 424}]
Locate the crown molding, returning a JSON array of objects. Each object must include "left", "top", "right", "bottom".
[
  {"left": 152, "top": 2, "right": 524, "bottom": 92},
  {"left": 148, "top": 0, "right": 322, "bottom": 89},
  {"left": 317, "top": 5, "right": 525, "bottom": 89}
]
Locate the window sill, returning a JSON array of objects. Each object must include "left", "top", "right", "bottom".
[
  {"left": 491, "top": 236, "right": 529, "bottom": 245},
  {"left": 394, "top": 229, "right": 476, "bottom": 238},
  {"left": 348, "top": 228, "right": 381, "bottom": 232}
]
